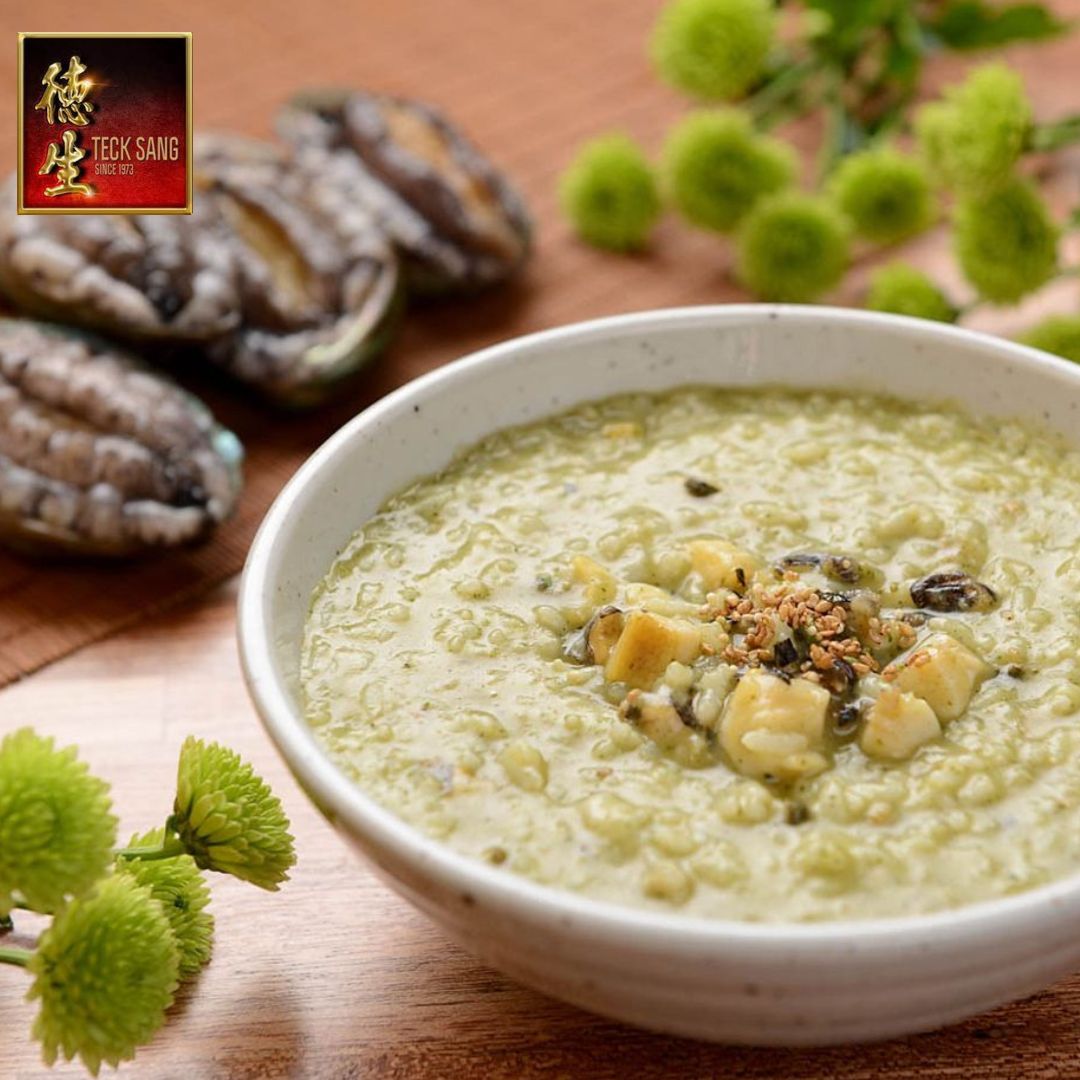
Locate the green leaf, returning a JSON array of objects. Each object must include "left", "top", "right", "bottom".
[
  {"left": 806, "top": 0, "right": 894, "bottom": 34},
  {"left": 806, "top": 0, "right": 897, "bottom": 61},
  {"left": 883, "top": 37, "right": 921, "bottom": 85},
  {"left": 929, "top": 2, "right": 1070, "bottom": 50},
  {"left": 1030, "top": 113, "right": 1080, "bottom": 153},
  {"left": 887, "top": 6, "right": 927, "bottom": 83}
]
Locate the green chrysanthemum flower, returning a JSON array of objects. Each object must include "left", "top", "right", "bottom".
[
  {"left": 914, "top": 100, "right": 951, "bottom": 177},
  {"left": 559, "top": 135, "right": 662, "bottom": 251},
  {"left": 827, "top": 147, "right": 936, "bottom": 245},
  {"left": 0, "top": 728, "right": 117, "bottom": 916},
  {"left": 1020, "top": 315, "right": 1080, "bottom": 364},
  {"left": 953, "top": 178, "right": 1058, "bottom": 304},
  {"left": 736, "top": 193, "right": 851, "bottom": 302},
  {"left": 661, "top": 109, "right": 796, "bottom": 233},
  {"left": 915, "top": 64, "right": 1032, "bottom": 194},
  {"left": 865, "top": 263, "right": 957, "bottom": 323},
  {"left": 118, "top": 828, "right": 214, "bottom": 979},
  {"left": 171, "top": 738, "right": 295, "bottom": 891},
  {"left": 651, "top": 0, "right": 775, "bottom": 101},
  {"left": 27, "top": 874, "right": 178, "bottom": 1075}
]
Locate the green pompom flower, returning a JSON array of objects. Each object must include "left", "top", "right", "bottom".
[
  {"left": 662, "top": 109, "right": 795, "bottom": 233},
  {"left": 118, "top": 828, "right": 214, "bottom": 979},
  {"left": 827, "top": 147, "right": 936, "bottom": 245},
  {"left": 651, "top": 0, "right": 775, "bottom": 101},
  {"left": 914, "top": 100, "right": 951, "bottom": 176},
  {"left": 559, "top": 135, "right": 662, "bottom": 251},
  {"left": 953, "top": 178, "right": 1058, "bottom": 304},
  {"left": 915, "top": 64, "right": 1032, "bottom": 193},
  {"left": 0, "top": 728, "right": 117, "bottom": 916},
  {"left": 865, "top": 263, "right": 957, "bottom": 323},
  {"left": 27, "top": 874, "right": 178, "bottom": 1075},
  {"left": 736, "top": 193, "right": 851, "bottom": 302},
  {"left": 171, "top": 738, "right": 295, "bottom": 891},
  {"left": 1021, "top": 315, "right": 1080, "bottom": 364}
]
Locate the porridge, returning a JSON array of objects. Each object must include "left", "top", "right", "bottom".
[{"left": 302, "top": 387, "right": 1080, "bottom": 921}]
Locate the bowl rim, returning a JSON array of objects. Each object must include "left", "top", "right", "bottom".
[{"left": 238, "top": 303, "right": 1080, "bottom": 950}]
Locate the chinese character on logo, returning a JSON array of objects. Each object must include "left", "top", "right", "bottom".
[
  {"left": 35, "top": 55, "right": 95, "bottom": 199},
  {"left": 39, "top": 129, "right": 93, "bottom": 197},
  {"left": 35, "top": 56, "right": 94, "bottom": 126}
]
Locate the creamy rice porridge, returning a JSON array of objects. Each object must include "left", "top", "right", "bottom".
[{"left": 302, "top": 387, "right": 1080, "bottom": 921}]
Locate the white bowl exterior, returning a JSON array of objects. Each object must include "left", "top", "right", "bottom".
[
  {"left": 351, "top": 823, "right": 1080, "bottom": 1045},
  {"left": 239, "top": 306, "right": 1080, "bottom": 1044}
]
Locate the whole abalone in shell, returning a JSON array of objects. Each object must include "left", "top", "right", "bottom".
[
  {"left": 278, "top": 88, "right": 532, "bottom": 295},
  {"left": 192, "top": 133, "right": 402, "bottom": 405},
  {"left": 0, "top": 318, "right": 242, "bottom": 557}
]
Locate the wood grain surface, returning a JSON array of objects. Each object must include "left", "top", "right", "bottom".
[
  {"left": 0, "top": 0, "right": 1079, "bottom": 685},
  {"left": 5, "top": 0, "right": 1080, "bottom": 1076},
  {"left": 4, "top": 584, "right": 1080, "bottom": 1079}
]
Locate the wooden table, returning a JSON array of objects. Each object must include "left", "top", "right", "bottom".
[{"left": 5, "top": 0, "right": 1080, "bottom": 1075}]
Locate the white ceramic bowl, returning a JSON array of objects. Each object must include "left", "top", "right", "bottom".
[{"left": 238, "top": 305, "right": 1080, "bottom": 1045}]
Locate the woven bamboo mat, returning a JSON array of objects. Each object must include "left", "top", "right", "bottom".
[{"left": 0, "top": 0, "right": 1077, "bottom": 686}]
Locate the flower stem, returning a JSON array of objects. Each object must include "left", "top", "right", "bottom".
[
  {"left": 816, "top": 74, "right": 864, "bottom": 182},
  {"left": 1030, "top": 115, "right": 1080, "bottom": 153},
  {"left": 747, "top": 57, "right": 821, "bottom": 129},
  {"left": 115, "top": 834, "right": 187, "bottom": 863},
  {"left": 0, "top": 945, "right": 31, "bottom": 968}
]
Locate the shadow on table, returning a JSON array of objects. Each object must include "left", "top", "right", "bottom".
[{"left": 166, "top": 976, "right": 309, "bottom": 1080}]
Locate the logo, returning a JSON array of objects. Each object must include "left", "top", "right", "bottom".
[{"left": 17, "top": 32, "right": 192, "bottom": 214}]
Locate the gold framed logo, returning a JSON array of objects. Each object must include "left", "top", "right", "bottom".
[{"left": 17, "top": 31, "right": 193, "bottom": 214}]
